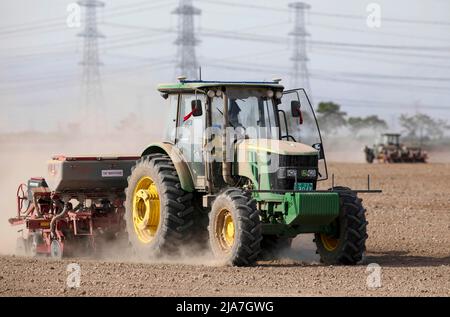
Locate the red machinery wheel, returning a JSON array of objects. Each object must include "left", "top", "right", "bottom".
[{"left": 16, "top": 183, "right": 28, "bottom": 215}]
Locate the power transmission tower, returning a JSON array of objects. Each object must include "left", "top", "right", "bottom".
[
  {"left": 289, "top": 2, "right": 311, "bottom": 92},
  {"left": 172, "top": 0, "right": 201, "bottom": 79},
  {"left": 78, "top": 0, "right": 105, "bottom": 130}
]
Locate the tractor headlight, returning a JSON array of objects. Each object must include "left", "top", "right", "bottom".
[
  {"left": 207, "top": 90, "right": 215, "bottom": 98},
  {"left": 275, "top": 91, "right": 283, "bottom": 99},
  {"left": 301, "top": 169, "right": 317, "bottom": 178},
  {"left": 266, "top": 90, "right": 274, "bottom": 98},
  {"left": 216, "top": 90, "right": 223, "bottom": 97},
  {"left": 286, "top": 169, "right": 298, "bottom": 178}
]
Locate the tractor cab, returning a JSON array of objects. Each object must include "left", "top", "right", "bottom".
[
  {"left": 155, "top": 79, "right": 327, "bottom": 194},
  {"left": 381, "top": 133, "right": 401, "bottom": 147}
]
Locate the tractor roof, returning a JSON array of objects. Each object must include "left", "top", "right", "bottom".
[
  {"left": 382, "top": 133, "right": 401, "bottom": 136},
  {"left": 157, "top": 80, "right": 284, "bottom": 93}
]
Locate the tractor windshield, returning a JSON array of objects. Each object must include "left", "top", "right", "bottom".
[{"left": 212, "top": 87, "right": 279, "bottom": 140}]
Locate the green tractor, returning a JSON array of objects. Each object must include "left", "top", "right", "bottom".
[{"left": 125, "top": 78, "right": 377, "bottom": 266}]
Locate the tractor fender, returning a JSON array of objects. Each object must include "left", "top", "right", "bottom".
[{"left": 141, "top": 143, "right": 195, "bottom": 192}]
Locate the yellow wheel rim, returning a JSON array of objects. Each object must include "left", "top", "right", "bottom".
[
  {"left": 215, "top": 209, "right": 235, "bottom": 251},
  {"left": 320, "top": 234, "right": 339, "bottom": 252},
  {"left": 132, "top": 176, "right": 160, "bottom": 244}
]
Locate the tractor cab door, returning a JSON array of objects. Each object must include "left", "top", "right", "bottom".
[
  {"left": 278, "top": 89, "right": 328, "bottom": 181},
  {"left": 176, "top": 92, "right": 207, "bottom": 188}
]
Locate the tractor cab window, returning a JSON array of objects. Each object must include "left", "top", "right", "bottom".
[
  {"left": 176, "top": 93, "right": 206, "bottom": 184},
  {"left": 224, "top": 88, "right": 279, "bottom": 140},
  {"left": 383, "top": 134, "right": 400, "bottom": 146},
  {"left": 164, "top": 94, "right": 178, "bottom": 143}
]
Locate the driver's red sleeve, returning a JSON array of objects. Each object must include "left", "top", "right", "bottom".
[{"left": 184, "top": 110, "right": 194, "bottom": 122}]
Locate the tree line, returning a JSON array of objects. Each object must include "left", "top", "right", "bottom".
[{"left": 315, "top": 101, "right": 449, "bottom": 142}]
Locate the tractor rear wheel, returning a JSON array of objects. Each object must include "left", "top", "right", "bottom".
[
  {"left": 125, "top": 154, "right": 194, "bottom": 257},
  {"left": 208, "top": 188, "right": 262, "bottom": 266},
  {"left": 314, "top": 187, "right": 368, "bottom": 265}
]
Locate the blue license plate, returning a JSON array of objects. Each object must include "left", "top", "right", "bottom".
[{"left": 294, "top": 183, "right": 313, "bottom": 191}]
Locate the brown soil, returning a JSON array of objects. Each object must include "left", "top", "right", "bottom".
[{"left": 1, "top": 161, "right": 449, "bottom": 297}]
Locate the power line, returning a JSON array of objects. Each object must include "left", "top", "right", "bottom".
[
  {"left": 310, "top": 22, "right": 450, "bottom": 43},
  {"left": 199, "top": 27, "right": 450, "bottom": 53},
  {"left": 103, "top": 1, "right": 177, "bottom": 19},
  {"left": 310, "top": 47, "right": 450, "bottom": 69},
  {"left": 311, "top": 74, "right": 449, "bottom": 93},
  {"left": 203, "top": 60, "right": 450, "bottom": 94},
  {"left": 313, "top": 70, "right": 450, "bottom": 82},
  {"left": 0, "top": 1, "right": 175, "bottom": 39},
  {"left": 309, "top": 45, "right": 450, "bottom": 61},
  {"left": 197, "top": 0, "right": 450, "bottom": 27},
  {"left": 309, "top": 11, "right": 450, "bottom": 28},
  {"left": 204, "top": 58, "right": 450, "bottom": 84},
  {"left": 310, "top": 40, "right": 450, "bottom": 52}
]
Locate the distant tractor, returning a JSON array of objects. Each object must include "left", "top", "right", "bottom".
[
  {"left": 9, "top": 78, "right": 381, "bottom": 266},
  {"left": 364, "top": 133, "right": 427, "bottom": 163}
]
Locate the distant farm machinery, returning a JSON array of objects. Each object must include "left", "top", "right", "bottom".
[{"left": 364, "top": 133, "right": 427, "bottom": 164}]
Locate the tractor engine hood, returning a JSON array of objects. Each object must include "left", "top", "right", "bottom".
[
  {"left": 236, "top": 139, "right": 319, "bottom": 156},
  {"left": 235, "top": 139, "right": 320, "bottom": 192}
]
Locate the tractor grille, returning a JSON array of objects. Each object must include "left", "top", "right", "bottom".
[
  {"left": 279, "top": 155, "right": 318, "bottom": 168},
  {"left": 269, "top": 154, "right": 318, "bottom": 190}
]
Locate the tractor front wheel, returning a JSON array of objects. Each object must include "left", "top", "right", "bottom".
[
  {"left": 314, "top": 187, "right": 368, "bottom": 265},
  {"left": 208, "top": 188, "right": 262, "bottom": 266}
]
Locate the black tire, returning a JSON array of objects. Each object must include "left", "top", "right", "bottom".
[
  {"left": 208, "top": 188, "right": 262, "bottom": 266},
  {"left": 124, "top": 154, "right": 194, "bottom": 257},
  {"left": 191, "top": 193, "right": 210, "bottom": 252},
  {"left": 314, "top": 187, "right": 368, "bottom": 265},
  {"left": 364, "top": 148, "right": 375, "bottom": 164},
  {"left": 260, "top": 235, "right": 292, "bottom": 260}
]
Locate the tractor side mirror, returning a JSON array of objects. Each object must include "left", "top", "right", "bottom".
[
  {"left": 312, "top": 143, "right": 325, "bottom": 160},
  {"left": 290, "top": 100, "right": 303, "bottom": 124},
  {"left": 191, "top": 100, "right": 203, "bottom": 117}
]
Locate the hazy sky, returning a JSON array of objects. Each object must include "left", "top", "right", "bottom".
[{"left": 0, "top": 0, "right": 449, "bottom": 133}]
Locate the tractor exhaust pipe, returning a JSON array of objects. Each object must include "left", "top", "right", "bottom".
[{"left": 222, "top": 93, "right": 234, "bottom": 185}]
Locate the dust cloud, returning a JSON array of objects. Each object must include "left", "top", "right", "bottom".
[
  {"left": 1, "top": 131, "right": 448, "bottom": 262},
  {"left": 96, "top": 234, "right": 320, "bottom": 267}
]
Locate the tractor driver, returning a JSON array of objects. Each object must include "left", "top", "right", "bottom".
[{"left": 229, "top": 99, "right": 243, "bottom": 129}]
